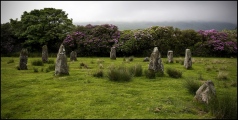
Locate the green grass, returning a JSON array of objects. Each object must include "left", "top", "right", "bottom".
[{"left": 1, "top": 57, "right": 237, "bottom": 119}]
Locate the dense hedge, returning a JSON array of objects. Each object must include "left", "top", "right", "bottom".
[{"left": 1, "top": 22, "right": 237, "bottom": 57}]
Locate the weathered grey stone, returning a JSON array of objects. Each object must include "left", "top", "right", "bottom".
[
  {"left": 184, "top": 49, "right": 192, "bottom": 69},
  {"left": 110, "top": 47, "right": 116, "bottom": 60},
  {"left": 143, "top": 57, "right": 150, "bottom": 62},
  {"left": 194, "top": 80, "right": 216, "bottom": 104},
  {"left": 55, "top": 44, "right": 69, "bottom": 76},
  {"left": 167, "top": 50, "right": 173, "bottom": 63},
  {"left": 70, "top": 51, "right": 77, "bottom": 61},
  {"left": 19, "top": 49, "right": 28, "bottom": 70},
  {"left": 148, "top": 47, "right": 164, "bottom": 73},
  {"left": 42, "top": 45, "right": 48, "bottom": 63}
]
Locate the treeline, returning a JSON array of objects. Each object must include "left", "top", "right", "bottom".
[{"left": 1, "top": 8, "right": 237, "bottom": 57}]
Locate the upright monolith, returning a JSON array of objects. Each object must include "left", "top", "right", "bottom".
[
  {"left": 55, "top": 44, "right": 69, "bottom": 76},
  {"left": 148, "top": 47, "right": 164, "bottom": 73},
  {"left": 184, "top": 49, "right": 192, "bottom": 69},
  {"left": 42, "top": 45, "right": 48, "bottom": 63},
  {"left": 110, "top": 47, "right": 116, "bottom": 60},
  {"left": 19, "top": 49, "right": 28, "bottom": 70},
  {"left": 70, "top": 51, "right": 77, "bottom": 61},
  {"left": 167, "top": 50, "right": 173, "bottom": 63}
]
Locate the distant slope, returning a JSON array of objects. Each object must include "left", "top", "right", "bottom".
[{"left": 74, "top": 21, "right": 237, "bottom": 31}]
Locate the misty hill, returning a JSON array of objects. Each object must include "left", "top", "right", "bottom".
[{"left": 74, "top": 21, "right": 237, "bottom": 31}]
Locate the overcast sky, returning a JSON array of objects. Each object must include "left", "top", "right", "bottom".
[{"left": 1, "top": 1, "right": 237, "bottom": 24}]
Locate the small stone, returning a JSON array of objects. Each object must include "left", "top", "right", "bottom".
[
  {"left": 42, "top": 45, "right": 48, "bottom": 63},
  {"left": 70, "top": 51, "right": 77, "bottom": 61},
  {"left": 143, "top": 57, "right": 149, "bottom": 62},
  {"left": 110, "top": 46, "right": 116, "bottom": 60},
  {"left": 184, "top": 49, "right": 192, "bottom": 69},
  {"left": 167, "top": 50, "right": 173, "bottom": 63},
  {"left": 19, "top": 49, "right": 28, "bottom": 70}
]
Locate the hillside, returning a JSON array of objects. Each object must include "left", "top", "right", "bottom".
[{"left": 74, "top": 21, "right": 237, "bottom": 31}]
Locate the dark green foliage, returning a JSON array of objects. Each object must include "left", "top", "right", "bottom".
[
  {"left": 47, "top": 64, "right": 55, "bottom": 71},
  {"left": 47, "top": 59, "right": 55, "bottom": 64},
  {"left": 45, "top": 68, "right": 50, "bottom": 73},
  {"left": 166, "top": 68, "right": 182, "bottom": 78},
  {"left": 107, "top": 65, "right": 132, "bottom": 82},
  {"left": 144, "top": 69, "right": 156, "bottom": 79},
  {"left": 10, "top": 8, "right": 74, "bottom": 53},
  {"left": 208, "top": 93, "right": 237, "bottom": 119},
  {"left": 33, "top": 67, "right": 39, "bottom": 73},
  {"left": 156, "top": 71, "right": 164, "bottom": 77},
  {"left": 183, "top": 79, "right": 201, "bottom": 95},
  {"left": 32, "top": 59, "right": 44, "bottom": 66},
  {"left": 1, "top": 22, "right": 19, "bottom": 55}
]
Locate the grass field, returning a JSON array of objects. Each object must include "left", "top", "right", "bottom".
[{"left": 1, "top": 56, "right": 237, "bottom": 119}]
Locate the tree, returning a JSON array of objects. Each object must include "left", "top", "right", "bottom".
[
  {"left": 10, "top": 8, "right": 75, "bottom": 52},
  {"left": 1, "top": 22, "right": 19, "bottom": 55}
]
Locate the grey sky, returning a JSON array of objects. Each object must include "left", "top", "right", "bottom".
[{"left": 1, "top": 1, "right": 237, "bottom": 24}]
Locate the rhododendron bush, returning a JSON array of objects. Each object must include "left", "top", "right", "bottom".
[
  {"left": 63, "top": 24, "right": 120, "bottom": 56},
  {"left": 197, "top": 29, "right": 237, "bottom": 57}
]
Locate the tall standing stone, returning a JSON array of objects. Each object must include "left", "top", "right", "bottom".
[
  {"left": 42, "top": 45, "right": 48, "bottom": 63},
  {"left": 19, "top": 49, "right": 28, "bottom": 70},
  {"left": 167, "top": 50, "right": 173, "bottom": 63},
  {"left": 55, "top": 44, "right": 69, "bottom": 76},
  {"left": 148, "top": 47, "right": 164, "bottom": 73},
  {"left": 110, "top": 46, "right": 116, "bottom": 60},
  {"left": 70, "top": 51, "right": 77, "bottom": 61},
  {"left": 184, "top": 49, "right": 192, "bottom": 69}
]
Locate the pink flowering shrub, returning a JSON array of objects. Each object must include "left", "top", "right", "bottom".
[
  {"left": 197, "top": 29, "right": 237, "bottom": 56},
  {"left": 63, "top": 24, "right": 120, "bottom": 56}
]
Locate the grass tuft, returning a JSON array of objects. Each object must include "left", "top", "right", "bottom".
[
  {"left": 107, "top": 65, "right": 132, "bottom": 82},
  {"left": 32, "top": 59, "right": 44, "bottom": 66},
  {"left": 144, "top": 69, "right": 156, "bottom": 79},
  {"left": 217, "top": 71, "right": 229, "bottom": 80},
  {"left": 166, "top": 68, "right": 182, "bottom": 78},
  {"left": 92, "top": 69, "right": 104, "bottom": 78},
  {"left": 208, "top": 93, "right": 237, "bottom": 119},
  {"left": 184, "top": 78, "right": 201, "bottom": 95}
]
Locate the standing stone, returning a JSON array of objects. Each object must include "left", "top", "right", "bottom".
[
  {"left": 194, "top": 80, "right": 216, "bottom": 104},
  {"left": 184, "top": 49, "right": 192, "bottom": 69},
  {"left": 19, "top": 49, "right": 28, "bottom": 70},
  {"left": 148, "top": 47, "right": 164, "bottom": 73},
  {"left": 70, "top": 51, "right": 77, "bottom": 61},
  {"left": 42, "top": 45, "right": 48, "bottom": 63},
  {"left": 110, "top": 47, "right": 116, "bottom": 60},
  {"left": 143, "top": 57, "right": 150, "bottom": 62},
  {"left": 167, "top": 50, "right": 173, "bottom": 63},
  {"left": 55, "top": 44, "right": 69, "bottom": 76}
]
